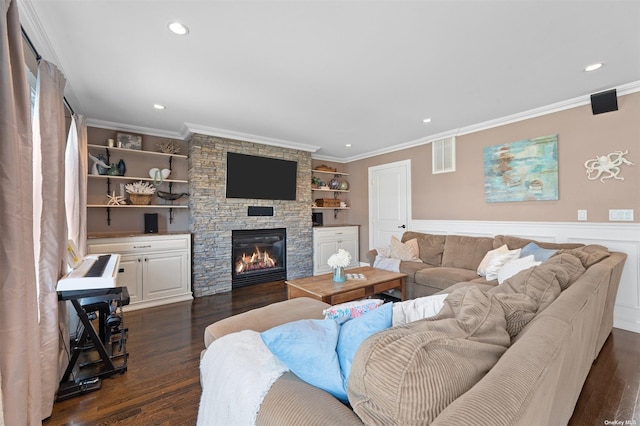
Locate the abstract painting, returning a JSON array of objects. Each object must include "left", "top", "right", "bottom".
[{"left": 484, "top": 134, "right": 558, "bottom": 203}]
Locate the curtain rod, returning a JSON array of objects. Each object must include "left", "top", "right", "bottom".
[{"left": 21, "top": 26, "right": 75, "bottom": 116}]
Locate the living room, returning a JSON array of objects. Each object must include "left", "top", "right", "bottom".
[{"left": 2, "top": 1, "right": 640, "bottom": 424}]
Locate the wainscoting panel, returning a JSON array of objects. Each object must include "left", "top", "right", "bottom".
[{"left": 410, "top": 220, "right": 640, "bottom": 333}]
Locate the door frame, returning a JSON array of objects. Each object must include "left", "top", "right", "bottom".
[{"left": 368, "top": 159, "right": 412, "bottom": 250}]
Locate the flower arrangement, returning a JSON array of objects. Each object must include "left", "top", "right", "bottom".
[
  {"left": 327, "top": 249, "right": 352, "bottom": 269},
  {"left": 125, "top": 181, "right": 156, "bottom": 194}
]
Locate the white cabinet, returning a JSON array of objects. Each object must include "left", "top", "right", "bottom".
[
  {"left": 313, "top": 226, "right": 359, "bottom": 275},
  {"left": 87, "top": 233, "right": 192, "bottom": 311}
]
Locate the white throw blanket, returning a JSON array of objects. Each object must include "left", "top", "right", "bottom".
[{"left": 197, "top": 330, "right": 288, "bottom": 426}]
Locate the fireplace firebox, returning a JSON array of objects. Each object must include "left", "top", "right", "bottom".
[{"left": 232, "top": 228, "right": 286, "bottom": 288}]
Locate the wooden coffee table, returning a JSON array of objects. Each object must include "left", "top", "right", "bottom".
[{"left": 285, "top": 266, "right": 406, "bottom": 305}]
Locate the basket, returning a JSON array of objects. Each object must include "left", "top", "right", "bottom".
[
  {"left": 129, "top": 193, "right": 153, "bottom": 205},
  {"left": 315, "top": 198, "right": 341, "bottom": 207}
]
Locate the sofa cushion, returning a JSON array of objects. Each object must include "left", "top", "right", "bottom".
[
  {"left": 399, "top": 260, "right": 435, "bottom": 283},
  {"left": 348, "top": 286, "right": 511, "bottom": 424},
  {"left": 555, "top": 244, "right": 610, "bottom": 268},
  {"left": 493, "top": 235, "right": 584, "bottom": 251},
  {"left": 441, "top": 235, "right": 494, "bottom": 270},
  {"left": 415, "top": 266, "right": 481, "bottom": 290},
  {"left": 402, "top": 231, "right": 446, "bottom": 266},
  {"left": 390, "top": 236, "right": 422, "bottom": 262}
]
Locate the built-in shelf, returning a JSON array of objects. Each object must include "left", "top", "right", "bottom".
[
  {"left": 312, "top": 188, "right": 349, "bottom": 193},
  {"left": 88, "top": 143, "right": 189, "bottom": 226},
  {"left": 312, "top": 169, "right": 349, "bottom": 176},
  {"left": 88, "top": 204, "right": 188, "bottom": 209},
  {"left": 312, "top": 168, "right": 350, "bottom": 219},
  {"left": 88, "top": 174, "right": 188, "bottom": 184},
  {"left": 312, "top": 207, "right": 350, "bottom": 210},
  {"left": 88, "top": 144, "right": 188, "bottom": 159}
]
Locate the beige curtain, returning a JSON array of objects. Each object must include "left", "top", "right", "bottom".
[
  {"left": 65, "top": 115, "right": 87, "bottom": 255},
  {"left": 0, "top": 0, "right": 42, "bottom": 424},
  {"left": 32, "top": 59, "right": 68, "bottom": 419}
]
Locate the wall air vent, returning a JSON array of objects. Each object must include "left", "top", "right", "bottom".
[{"left": 432, "top": 136, "right": 456, "bottom": 174}]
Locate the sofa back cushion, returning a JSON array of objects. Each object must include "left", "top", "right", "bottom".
[
  {"left": 402, "top": 231, "right": 446, "bottom": 266},
  {"left": 441, "top": 235, "right": 494, "bottom": 271},
  {"left": 494, "top": 235, "right": 584, "bottom": 251}
]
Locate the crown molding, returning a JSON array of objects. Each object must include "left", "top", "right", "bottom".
[
  {"left": 331, "top": 80, "right": 640, "bottom": 164},
  {"left": 183, "top": 123, "right": 321, "bottom": 153},
  {"left": 86, "top": 118, "right": 185, "bottom": 140}
]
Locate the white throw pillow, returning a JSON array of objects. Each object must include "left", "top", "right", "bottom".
[
  {"left": 497, "top": 255, "right": 541, "bottom": 284},
  {"left": 392, "top": 293, "right": 449, "bottom": 326},
  {"left": 477, "top": 244, "right": 521, "bottom": 281},
  {"left": 389, "top": 236, "right": 422, "bottom": 262}
]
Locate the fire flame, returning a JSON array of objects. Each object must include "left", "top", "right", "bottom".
[{"left": 235, "top": 246, "right": 277, "bottom": 274}]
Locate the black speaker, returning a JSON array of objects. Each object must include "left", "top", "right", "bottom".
[
  {"left": 591, "top": 89, "right": 618, "bottom": 115},
  {"left": 144, "top": 213, "right": 158, "bottom": 234},
  {"left": 248, "top": 206, "right": 274, "bottom": 216}
]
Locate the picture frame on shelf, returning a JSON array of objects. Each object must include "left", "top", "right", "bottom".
[{"left": 116, "top": 132, "right": 143, "bottom": 150}]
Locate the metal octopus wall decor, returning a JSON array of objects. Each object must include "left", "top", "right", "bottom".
[{"left": 584, "top": 150, "right": 634, "bottom": 183}]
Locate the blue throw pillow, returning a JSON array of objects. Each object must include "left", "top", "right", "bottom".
[
  {"left": 520, "top": 242, "right": 558, "bottom": 262},
  {"left": 337, "top": 302, "right": 393, "bottom": 388},
  {"left": 260, "top": 303, "right": 393, "bottom": 401},
  {"left": 261, "top": 319, "right": 347, "bottom": 401}
]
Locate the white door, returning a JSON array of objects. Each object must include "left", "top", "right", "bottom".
[{"left": 369, "top": 160, "right": 411, "bottom": 250}]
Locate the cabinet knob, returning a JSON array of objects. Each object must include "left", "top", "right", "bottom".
[
  {"left": 118, "top": 268, "right": 125, "bottom": 273},
  {"left": 134, "top": 245, "right": 151, "bottom": 249}
]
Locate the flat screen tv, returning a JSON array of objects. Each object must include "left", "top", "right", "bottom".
[{"left": 226, "top": 152, "right": 298, "bottom": 200}]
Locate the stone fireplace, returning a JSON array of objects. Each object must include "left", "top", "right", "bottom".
[{"left": 189, "top": 135, "right": 313, "bottom": 296}]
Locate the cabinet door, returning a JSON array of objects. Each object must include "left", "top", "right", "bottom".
[
  {"left": 117, "top": 254, "right": 143, "bottom": 304},
  {"left": 142, "top": 251, "right": 189, "bottom": 300},
  {"left": 314, "top": 237, "right": 339, "bottom": 275}
]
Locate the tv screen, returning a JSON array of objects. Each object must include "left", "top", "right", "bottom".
[{"left": 226, "top": 152, "right": 298, "bottom": 200}]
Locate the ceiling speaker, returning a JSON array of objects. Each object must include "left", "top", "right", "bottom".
[{"left": 590, "top": 89, "right": 618, "bottom": 115}]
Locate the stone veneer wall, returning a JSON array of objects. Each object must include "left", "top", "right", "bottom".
[{"left": 189, "top": 134, "right": 313, "bottom": 296}]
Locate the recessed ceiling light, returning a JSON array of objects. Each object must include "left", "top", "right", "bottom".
[
  {"left": 168, "top": 21, "right": 189, "bottom": 35},
  {"left": 423, "top": 118, "right": 432, "bottom": 123},
  {"left": 153, "top": 104, "right": 166, "bottom": 110},
  {"left": 346, "top": 144, "right": 352, "bottom": 147},
  {"left": 584, "top": 63, "right": 603, "bottom": 72}
]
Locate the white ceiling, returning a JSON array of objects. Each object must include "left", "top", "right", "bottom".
[{"left": 18, "top": 0, "right": 640, "bottom": 162}]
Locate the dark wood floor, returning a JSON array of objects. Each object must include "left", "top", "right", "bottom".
[{"left": 45, "top": 281, "right": 639, "bottom": 425}]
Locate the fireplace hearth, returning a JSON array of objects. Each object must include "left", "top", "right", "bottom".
[{"left": 232, "top": 228, "right": 286, "bottom": 288}]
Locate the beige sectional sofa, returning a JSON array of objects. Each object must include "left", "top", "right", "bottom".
[
  {"left": 366, "top": 231, "right": 584, "bottom": 299},
  {"left": 201, "top": 232, "right": 626, "bottom": 425}
]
